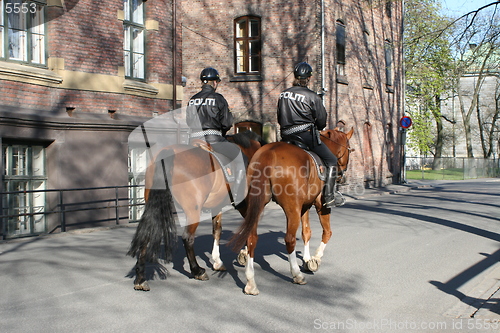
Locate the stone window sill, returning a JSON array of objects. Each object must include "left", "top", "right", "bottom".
[
  {"left": 230, "top": 74, "right": 263, "bottom": 82},
  {"left": 123, "top": 79, "right": 159, "bottom": 95},
  {"left": 0, "top": 61, "right": 62, "bottom": 84}
]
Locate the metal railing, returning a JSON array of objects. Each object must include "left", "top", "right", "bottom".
[
  {"left": 405, "top": 157, "right": 500, "bottom": 180},
  {"left": 1, "top": 185, "right": 145, "bottom": 240}
]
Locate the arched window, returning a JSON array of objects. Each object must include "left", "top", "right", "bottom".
[
  {"left": 384, "top": 39, "right": 393, "bottom": 87},
  {"left": 234, "top": 16, "right": 261, "bottom": 74}
]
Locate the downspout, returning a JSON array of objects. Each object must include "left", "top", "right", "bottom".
[
  {"left": 400, "top": 0, "right": 406, "bottom": 183},
  {"left": 320, "top": 0, "right": 328, "bottom": 127},
  {"left": 172, "top": 0, "right": 178, "bottom": 110}
]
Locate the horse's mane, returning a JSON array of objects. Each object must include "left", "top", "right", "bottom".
[{"left": 227, "top": 131, "right": 266, "bottom": 148}]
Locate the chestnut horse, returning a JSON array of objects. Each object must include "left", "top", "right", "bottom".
[
  {"left": 230, "top": 128, "right": 353, "bottom": 295},
  {"left": 128, "top": 131, "right": 261, "bottom": 291}
]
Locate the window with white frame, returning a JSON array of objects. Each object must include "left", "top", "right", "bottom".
[
  {"left": 2, "top": 144, "right": 46, "bottom": 237},
  {"left": 234, "top": 16, "right": 261, "bottom": 75},
  {"left": 128, "top": 147, "right": 147, "bottom": 222},
  {"left": 123, "top": 0, "right": 145, "bottom": 80},
  {"left": 0, "top": 0, "right": 46, "bottom": 65}
]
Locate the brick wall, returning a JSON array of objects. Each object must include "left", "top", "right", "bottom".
[
  {"left": 181, "top": 0, "right": 404, "bottom": 186},
  {"left": 0, "top": 0, "right": 179, "bottom": 118}
]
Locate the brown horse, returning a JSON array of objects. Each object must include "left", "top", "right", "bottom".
[
  {"left": 128, "top": 131, "right": 261, "bottom": 291},
  {"left": 230, "top": 128, "right": 354, "bottom": 295}
]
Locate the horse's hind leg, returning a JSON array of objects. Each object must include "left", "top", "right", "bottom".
[
  {"left": 244, "top": 224, "right": 259, "bottom": 295},
  {"left": 182, "top": 219, "right": 209, "bottom": 281},
  {"left": 134, "top": 246, "right": 150, "bottom": 291},
  {"left": 211, "top": 212, "right": 226, "bottom": 271}
]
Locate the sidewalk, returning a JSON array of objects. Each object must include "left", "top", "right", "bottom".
[{"left": 341, "top": 179, "right": 434, "bottom": 201}]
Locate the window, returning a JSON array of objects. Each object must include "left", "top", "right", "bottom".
[
  {"left": 234, "top": 16, "right": 261, "bottom": 75},
  {"left": 2, "top": 144, "right": 46, "bottom": 237},
  {"left": 128, "top": 147, "right": 147, "bottom": 222},
  {"left": 0, "top": 0, "right": 46, "bottom": 65},
  {"left": 336, "top": 20, "right": 346, "bottom": 77},
  {"left": 384, "top": 39, "right": 393, "bottom": 87},
  {"left": 123, "top": 0, "right": 145, "bottom": 80}
]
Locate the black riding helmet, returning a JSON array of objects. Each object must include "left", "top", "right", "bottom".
[
  {"left": 294, "top": 62, "right": 313, "bottom": 79},
  {"left": 200, "top": 67, "right": 221, "bottom": 82}
]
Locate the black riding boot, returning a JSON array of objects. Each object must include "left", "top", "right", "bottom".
[
  {"left": 322, "top": 166, "right": 345, "bottom": 208},
  {"left": 229, "top": 158, "right": 247, "bottom": 207}
]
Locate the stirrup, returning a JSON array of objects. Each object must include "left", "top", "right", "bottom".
[{"left": 323, "top": 191, "right": 345, "bottom": 208}]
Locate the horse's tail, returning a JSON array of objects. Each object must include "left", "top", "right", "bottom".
[
  {"left": 229, "top": 158, "right": 270, "bottom": 252},
  {"left": 127, "top": 152, "right": 177, "bottom": 262}
]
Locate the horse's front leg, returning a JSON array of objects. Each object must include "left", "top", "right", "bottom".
[
  {"left": 285, "top": 210, "right": 306, "bottom": 285},
  {"left": 309, "top": 198, "right": 333, "bottom": 270},
  {"left": 211, "top": 212, "right": 226, "bottom": 271},
  {"left": 301, "top": 209, "right": 317, "bottom": 272}
]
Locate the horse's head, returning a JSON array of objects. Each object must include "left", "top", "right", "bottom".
[
  {"left": 320, "top": 127, "right": 354, "bottom": 183},
  {"left": 227, "top": 131, "right": 263, "bottom": 160}
]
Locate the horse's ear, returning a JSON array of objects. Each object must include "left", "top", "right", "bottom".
[
  {"left": 346, "top": 127, "right": 354, "bottom": 140},
  {"left": 334, "top": 127, "right": 340, "bottom": 131}
]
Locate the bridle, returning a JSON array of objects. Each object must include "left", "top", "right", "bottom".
[
  {"left": 320, "top": 132, "right": 352, "bottom": 162},
  {"left": 320, "top": 132, "right": 352, "bottom": 182}
]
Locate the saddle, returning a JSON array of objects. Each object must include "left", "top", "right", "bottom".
[
  {"left": 191, "top": 139, "right": 238, "bottom": 183},
  {"left": 283, "top": 140, "right": 326, "bottom": 181}
]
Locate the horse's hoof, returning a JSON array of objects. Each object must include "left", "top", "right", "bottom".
[
  {"left": 292, "top": 275, "right": 307, "bottom": 285},
  {"left": 237, "top": 250, "right": 248, "bottom": 266},
  {"left": 213, "top": 262, "right": 226, "bottom": 271},
  {"left": 134, "top": 281, "right": 150, "bottom": 291},
  {"left": 194, "top": 272, "right": 209, "bottom": 281},
  {"left": 305, "top": 258, "right": 320, "bottom": 272},
  {"left": 244, "top": 285, "right": 260, "bottom": 295}
]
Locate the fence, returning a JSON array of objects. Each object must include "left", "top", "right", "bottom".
[
  {"left": 405, "top": 157, "right": 500, "bottom": 180},
  {"left": 1, "top": 185, "right": 145, "bottom": 240}
]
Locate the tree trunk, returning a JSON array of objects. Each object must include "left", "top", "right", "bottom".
[{"left": 431, "top": 95, "right": 444, "bottom": 169}]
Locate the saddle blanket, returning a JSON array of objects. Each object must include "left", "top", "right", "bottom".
[{"left": 283, "top": 140, "right": 326, "bottom": 181}]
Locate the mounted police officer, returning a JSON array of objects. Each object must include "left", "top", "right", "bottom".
[
  {"left": 277, "top": 62, "right": 344, "bottom": 207},
  {"left": 186, "top": 67, "right": 245, "bottom": 205}
]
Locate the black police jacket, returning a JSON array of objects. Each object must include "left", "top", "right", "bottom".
[
  {"left": 277, "top": 85, "right": 327, "bottom": 132},
  {"left": 186, "top": 84, "right": 233, "bottom": 135}
]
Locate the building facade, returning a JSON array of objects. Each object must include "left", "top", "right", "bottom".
[
  {"left": 0, "top": 0, "right": 181, "bottom": 238},
  {"left": 440, "top": 73, "right": 500, "bottom": 159},
  {"left": 181, "top": 0, "right": 404, "bottom": 188},
  {"left": 1, "top": 0, "right": 404, "bottom": 238}
]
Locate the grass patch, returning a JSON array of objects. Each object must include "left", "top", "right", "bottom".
[{"left": 406, "top": 168, "right": 465, "bottom": 180}]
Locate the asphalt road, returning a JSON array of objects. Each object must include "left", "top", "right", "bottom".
[{"left": 1, "top": 179, "right": 499, "bottom": 332}]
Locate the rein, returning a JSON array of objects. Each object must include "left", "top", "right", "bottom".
[{"left": 320, "top": 133, "right": 352, "bottom": 160}]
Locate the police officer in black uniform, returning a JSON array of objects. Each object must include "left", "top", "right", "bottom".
[
  {"left": 277, "top": 62, "right": 343, "bottom": 207},
  {"left": 186, "top": 67, "right": 245, "bottom": 205}
]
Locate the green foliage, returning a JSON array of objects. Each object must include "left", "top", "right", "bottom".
[{"left": 404, "top": 0, "right": 456, "bottom": 155}]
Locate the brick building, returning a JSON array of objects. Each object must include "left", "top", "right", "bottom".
[
  {"left": 0, "top": 0, "right": 181, "bottom": 238},
  {"left": 1, "top": 0, "right": 403, "bottom": 238},
  {"left": 181, "top": 0, "right": 404, "bottom": 189}
]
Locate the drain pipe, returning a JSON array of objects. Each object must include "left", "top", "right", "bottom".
[
  {"left": 172, "top": 0, "right": 178, "bottom": 110},
  {"left": 320, "top": 0, "right": 328, "bottom": 126}
]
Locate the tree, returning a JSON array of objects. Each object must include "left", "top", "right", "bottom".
[
  {"left": 404, "top": 0, "right": 455, "bottom": 161},
  {"left": 450, "top": 7, "right": 500, "bottom": 158}
]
